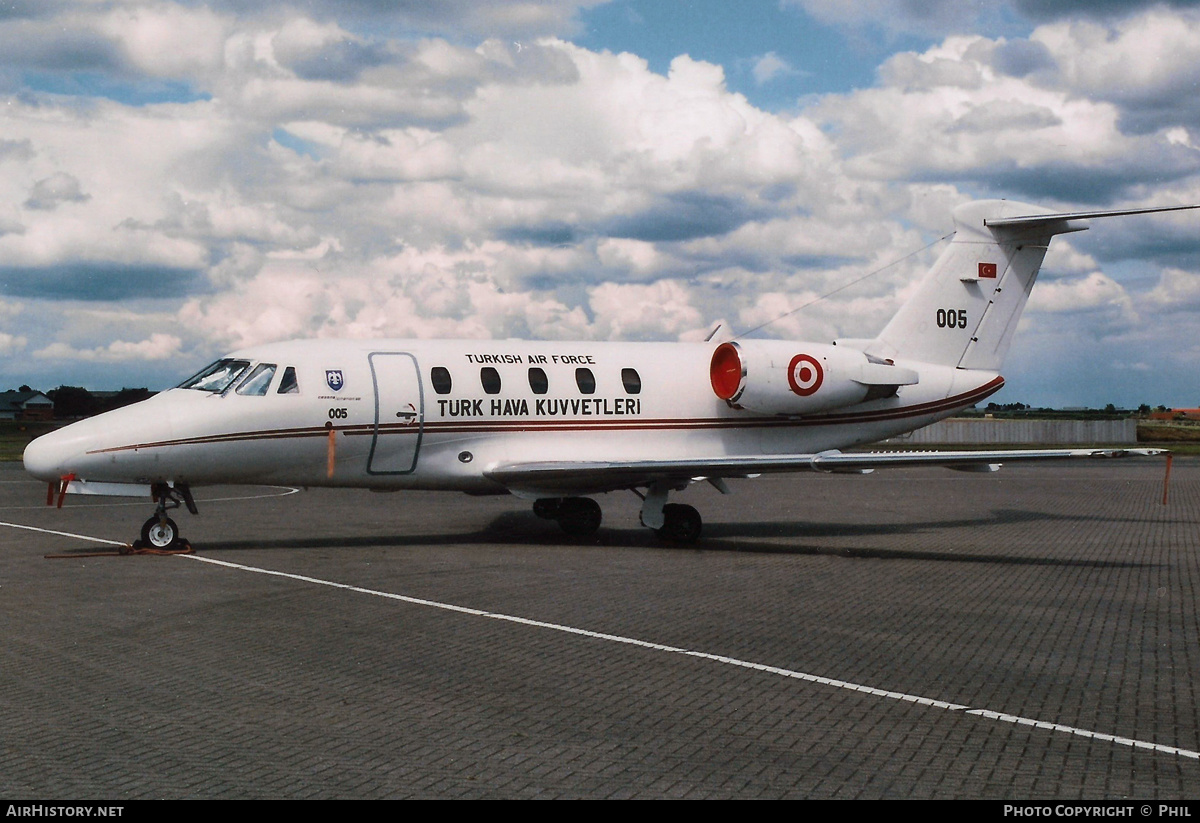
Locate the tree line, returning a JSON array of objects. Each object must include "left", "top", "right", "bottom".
[{"left": 11, "top": 386, "right": 154, "bottom": 419}]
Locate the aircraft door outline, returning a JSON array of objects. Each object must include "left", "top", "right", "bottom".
[{"left": 367, "top": 351, "right": 424, "bottom": 475}]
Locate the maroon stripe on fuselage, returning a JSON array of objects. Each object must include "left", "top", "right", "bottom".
[{"left": 86, "top": 376, "right": 1003, "bottom": 455}]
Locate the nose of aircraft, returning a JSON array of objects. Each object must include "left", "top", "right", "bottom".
[
  {"left": 24, "top": 425, "right": 82, "bottom": 481},
  {"left": 23, "top": 394, "right": 178, "bottom": 483}
]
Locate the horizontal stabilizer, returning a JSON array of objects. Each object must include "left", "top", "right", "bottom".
[{"left": 985, "top": 203, "right": 1200, "bottom": 228}]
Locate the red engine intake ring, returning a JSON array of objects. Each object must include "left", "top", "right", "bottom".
[{"left": 710, "top": 342, "right": 744, "bottom": 401}]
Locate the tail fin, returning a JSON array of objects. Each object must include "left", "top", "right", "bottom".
[
  {"left": 866, "top": 200, "right": 1079, "bottom": 370},
  {"left": 867, "top": 200, "right": 1200, "bottom": 370}
]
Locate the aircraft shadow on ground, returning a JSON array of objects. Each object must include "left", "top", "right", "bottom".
[{"left": 182, "top": 506, "right": 1155, "bottom": 568}]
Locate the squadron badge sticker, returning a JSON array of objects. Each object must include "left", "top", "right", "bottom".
[{"left": 325, "top": 370, "right": 344, "bottom": 392}]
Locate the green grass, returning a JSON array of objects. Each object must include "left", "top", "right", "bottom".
[
  {"left": 1137, "top": 423, "right": 1200, "bottom": 454},
  {"left": 0, "top": 421, "right": 59, "bottom": 462}
]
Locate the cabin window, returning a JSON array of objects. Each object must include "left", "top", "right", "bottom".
[
  {"left": 621, "top": 368, "right": 641, "bottom": 395},
  {"left": 277, "top": 366, "right": 299, "bottom": 394},
  {"left": 480, "top": 367, "right": 501, "bottom": 394},
  {"left": 575, "top": 367, "right": 596, "bottom": 394},
  {"left": 178, "top": 359, "right": 251, "bottom": 393},
  {"left": 431, "top": 366, "right": 452, "bottom": 395},
  {"left": 528, "top": 367, "right": 548, "bottom": 395},
  {"left": 236, "top": 364, "right": 277, "bottom": 396}
]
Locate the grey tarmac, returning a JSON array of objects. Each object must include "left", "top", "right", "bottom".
[{"left": 1, "top": 458, "right": 1197, "bottom": 799}]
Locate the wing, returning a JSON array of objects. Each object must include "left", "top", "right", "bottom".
[{"left": 485, "top": 447, "right": 1168, "bottom": 496}]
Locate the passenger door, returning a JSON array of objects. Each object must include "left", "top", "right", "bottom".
[{"left": 367, "top": 352, "right": 423, "bottom": 474}]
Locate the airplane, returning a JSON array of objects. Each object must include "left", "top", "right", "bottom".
[{"left": 21, "top": 199, "right": 1195, "bottom": 550}]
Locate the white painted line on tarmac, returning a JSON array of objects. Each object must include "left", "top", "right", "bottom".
[
  {"left": 9, "top": 513, "right": 1196, "bottom": 762},
  {"left": 185, "top": 553, "right": 1200, "bottom": 762},
  {"left": 0, "top": 485, "right": 301, "bottom": 512},
  {"left": 0, "top": 488, "right": 302, "bottom": 541},
  {"left": 964, "top": 710, "right": 1199, "bottom": 759},
  {"left": 0, "top": 520, "right": 128, "bottom": 546}
]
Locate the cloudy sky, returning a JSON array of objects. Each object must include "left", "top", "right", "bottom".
[{"left": 2, "top": 0, "right": 1200, "bottom": 408}]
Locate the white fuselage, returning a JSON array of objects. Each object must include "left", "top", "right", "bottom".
[{"left": 23, "top": 338, "right": 1002, "bottom": 494}]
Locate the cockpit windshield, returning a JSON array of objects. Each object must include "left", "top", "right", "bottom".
[
  {"left": 236, "top": 363, "right": 276, "bottom": 396},
  {"left": 177, "top": 359, "right": 251, "bottom": 393}
]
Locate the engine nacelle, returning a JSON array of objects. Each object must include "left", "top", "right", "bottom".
[{"left": 710, "top": 340, "right": 918, "bottom": 416}]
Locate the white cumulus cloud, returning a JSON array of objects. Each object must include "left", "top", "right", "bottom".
[{"left": 34, "top": 333, "right": 183, "bottom": 362}]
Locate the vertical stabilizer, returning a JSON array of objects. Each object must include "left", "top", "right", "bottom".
[{"left": 866, "top": 200, "right": 1088, "bottom": 370}]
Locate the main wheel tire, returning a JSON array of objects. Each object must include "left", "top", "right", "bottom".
[
  {"left": 532, "top": 497, "right": 563, "bottom": 520},
  {"left": 556, "top": 497, "right": 602, "bottom": 537},
  {"left": 656, "top": 503, "right": 702, "bottom": 545},
  {"left": 141, "top": 516, "right": 180, "bottom": 550}
]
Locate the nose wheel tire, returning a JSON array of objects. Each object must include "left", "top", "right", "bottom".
[{"left": 141, "top": 516, "right": 180, "bottom": 550}]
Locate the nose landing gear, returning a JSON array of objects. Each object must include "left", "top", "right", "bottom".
[
  {"left": 140, "top": 515, "right": 181, "bottom": 550},
  {"left": 132, "top": 483, "right": 197, "bottom": 552}
]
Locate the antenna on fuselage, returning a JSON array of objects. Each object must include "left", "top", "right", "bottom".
[{"left": 728, "top": 231, "right": 955, "bottom": 342}]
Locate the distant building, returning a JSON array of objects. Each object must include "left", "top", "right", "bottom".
[{"left": 0, "top": 390, "right": 54, "bottom": 421}]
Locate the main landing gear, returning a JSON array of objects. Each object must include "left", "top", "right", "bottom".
[
  {"left": 132, "top": 483, "right": 197, "bottom": 552},
  {"left": 532, "top": 482, "right": 704, "bottom": 545},
  {"left": 635, "top": 480, "right": 702, "bottom": 544},
  {"left": 654, "top": 504, "right": 702, "bottom": 544},
  {"left": 533, "top": 496, "right": 603, "bottom": 537}
]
